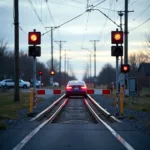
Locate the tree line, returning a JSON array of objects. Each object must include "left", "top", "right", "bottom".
[
  {"left": 0, "top": 38, "right": 76, "bottom": 86},
  {"left": 83, "top": 30, "right": 150, "bottom": 93}
]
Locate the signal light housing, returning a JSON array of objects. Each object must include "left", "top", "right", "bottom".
[
  {"left": 111, "top": 31, "right": 123, "bottom": 44},
  {"left": 28, "top": 32, "right": 41, "bottom": 45},
  {"left": 121, "top": 64, "right": 130, "bottom": 73},
  {"left": 111, "top": 46, "right": 123, "bottom": 57},
  {"left": 28, "top": 46, "right": 41, "bottom": 57}
]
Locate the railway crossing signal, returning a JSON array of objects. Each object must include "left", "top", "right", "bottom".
[
  {"left": 29, "top": 46, "right": 41, "bottom": 57},
  {"left": 28, "top": 30, "right": 41, "bottom": 57},
  {"left": 50, "top": 70, "right": 55, "bottom": 75},
  {"left": 39, "top": 71, "right": 43, "bottom": 75},
  {"left": 111, "top": 31, "right": 123, "bottom": 44},
  {"left": 111, "top": 46, "right": 123, "bottom": 57},
  {"left": 121, "top": 64, "right": 130, "bottom": 73},
  {"left": 28, "top": 32, "right": 41, "bottom": 45}
]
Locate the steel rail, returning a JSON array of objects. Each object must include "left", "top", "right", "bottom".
[
  {"left": 12, "top": 98, "right": 68, "bottom": 150},
  {"left": 30, "top": 94, "right": 65, "bottom": 121},
  {"left": 84, "top": 99, "right": 135, "bottom": 150},
  {"left": 87, "top": 94, "right": 121, "bottom": 122}
]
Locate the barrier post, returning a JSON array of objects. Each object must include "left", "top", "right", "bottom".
[
  {"left": 33, "top": 91, "right": 37, "bottom": 108},
  {"left": 29, "top": 88, "right": 34, "bottom": 113},
  {"left": 115, "top": 93, "right": 119, "bottom": 108},
  {"left": 120, "top": 86, "right": 124, "bottom": 115}
]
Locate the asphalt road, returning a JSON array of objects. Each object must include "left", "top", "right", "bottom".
[{"left": 0, "top": 90, "right": 150, "bottom": 150}]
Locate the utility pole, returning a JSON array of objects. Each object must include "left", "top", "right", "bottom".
[
  {"left": 90, "top": 40, "right": 99, "bottom": 88},
  {"left": 45, "top": 26, "right": 57, "bottom": 85},
  {"left": 89, "top": 53, "right": 92, "bottom": 85},
  {"left": 124, "top": 0, "right": 128, "bottom": 64},
  {"left": 64, "top": 52, "right": 66, "bottom": 85},
  {"left": 124, "top": 0, "right": 134, "bottom": 93},
  {"left": 55, "top": 41, "right": 66, "bottom": 87},
  {"left": 124, "top": 0, "right": 134, "bottom": 64},
  {"left": 86, "top": 0, "right": 89, "bottom": 9},
  {"left": 118, "top": 11, "right": 124, "bottom": 65},
  {"left": 14, "top": 0, "right": 20, "bottom": 102}
]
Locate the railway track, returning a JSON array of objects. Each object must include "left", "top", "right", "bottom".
[
  {"left": 31, "top": 94, "right": 120, "bottom": 124},
  {"left": 13, "top": 94, "right": 136, "bottom": 150}
]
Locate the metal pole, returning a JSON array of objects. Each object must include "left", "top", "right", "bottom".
[
  {"left": 94, "top": 43, "right": 96, "bottom": 88},
  {"left": 33, "top": 57, "right": 37, "bottom": 107},
  {"left": 116, "top": 56, "right": 119, "bottom": 94},
  {"left": 124, "top": 0, "right": 128, "bottom": 64},
  {"left": 90, "top": 53, "right": 91, "bottom": 85},
  {"left": 90, "top": 40, "right": 99, "bottom": 88},
  {"left": 59, "top": 41, "right": 61, "bottom": 87},
  {"left": 118, "top": 11, "right": 124, "bottom": 65},
  {"left": 64, "top": 52, "right": 66, "bottom": 85},
  {"left": 40, "top": 75, "right": 42, "bottom": 88},
  {"left": 14, "top": 0, "right": 20, "bottom": 102},
  {"left": 55, "top": 41, "right": 66, "bottom": 87},
  {"left": 51, "top": 27, "right": 54, "bottom": 85}
]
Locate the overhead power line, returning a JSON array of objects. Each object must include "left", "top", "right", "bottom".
[
  {"left": 28, "top": 0, "right": 45, "bottom": 29},
  {"left": 47, "top": 0, "right": 84, "bottom": 8},
  {"left": 42, "top": 11, "right": 86, "bottom": 36},
  {"left": 130, "top": 18, "right": 150, "bottom": 31},
  {"left": 129, "top": 0, "right": 138, "bottom": 7},
  {"left": 132, "top": 4, "right": 150, "bottom": 21},
  {"left": 46, "top": 0, "right": 56, "bottom": 26},
  {"left": 19, "top": 25, "right": 27, "bottom": 35},
  {"left": 81, "top": 11, "right": 90, "bottom": 48},
  {"left": 42, "top": 0, "right": 106, "bottom": 36},
  {"left": 71, "top": 0, "right": 86, "bottom": 5}
]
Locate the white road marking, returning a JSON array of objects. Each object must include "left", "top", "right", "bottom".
[
  {"left": 12, "top": 99, "right": 68, "bottom": 150},
  {"left": 85, "top": 99, "right": 135, "bottom": 150}
]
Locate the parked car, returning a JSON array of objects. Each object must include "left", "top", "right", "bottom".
[
  {"left": 30, "top": 80, "right": 43, "bottom": 88},
  {"left": 0, "top": 79, "right": 30, "bottom": 89},
  {"left": 36, "top": 81, "right": 43, "bottom": 88},
  {"left": 19, "top": 79, "right": 30, "bottom": 88},
  {"left": 65, "top": 80, "right": 87, "bottom": 98},
  {"left": 53, "top": 82, "right": 59, "bottom": 87}
]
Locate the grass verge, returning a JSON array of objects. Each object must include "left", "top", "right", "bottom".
[
  {"left": 0, "top": 91, "right": 43, "bottom": 129},
  {"left": 105, "top": 88, "right": 150, "bottom": 112}
]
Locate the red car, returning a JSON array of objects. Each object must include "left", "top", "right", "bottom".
[{"left": 65, "top": 80, "right": 87, "bottom": 98}]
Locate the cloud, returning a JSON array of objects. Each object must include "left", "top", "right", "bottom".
[{"left": 0, "top": 0, "right": 150, "bottom": 80}]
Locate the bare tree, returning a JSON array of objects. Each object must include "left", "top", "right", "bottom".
[
  {"left": 128, "top": 52, "right": 149, "bottom": 69},
  {"left": 0, "top": 38, "right": 8, "bottom": 56},
  {"left": 46, "top": 59, "right": 59, "bottom": 72},
  {"left": 97, "top": 63, "right": 116, "bottom": 85},
  {"left": 144, "top": 30, "right": 150, "bottom": 55}
]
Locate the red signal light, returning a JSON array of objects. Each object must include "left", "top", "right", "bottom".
[
  {"left": 111, "top": 31, "right": 123, "bottom": 44},
  {"left": 28, "top": 32, "right": 41, "bottom": 45},
  {"left": 30, "top": 34, "right": 37, "bottom": 42},
  {"left": 123, "top": 66, "right": 128, "bottom": 71},
  {"left": 114, "top": 33, "right": 121, "bottom": 41},
  {"left": 121, "top": 64, "right": 130, "bottom": 73},
  {"left": 39, "top": 71, "right": 43, "bottom": 75},
  {"left": 50, "top": 70, "right": 55, "bottom": 75}
]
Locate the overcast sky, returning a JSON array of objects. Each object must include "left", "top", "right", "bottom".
[{"left": 0, "top": 0, "right": 150, "bottom": 80}]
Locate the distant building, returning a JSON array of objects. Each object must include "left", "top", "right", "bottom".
[{"left": 138, "top": 63, "right": 150, "bottom": 87}]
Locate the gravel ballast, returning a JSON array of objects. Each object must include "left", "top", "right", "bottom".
[{"left": 92, "top": 94, "right": 150, "bottom": 135}]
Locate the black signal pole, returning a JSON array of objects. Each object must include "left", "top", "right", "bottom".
[{"left": 14, "top": 0, "right": 20, "bottom": 102}]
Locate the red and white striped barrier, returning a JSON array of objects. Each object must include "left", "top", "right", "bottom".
[
  {"left": 53, "top": 89, "right": 61, "bottom": 94},
  {"left": 37, "top": 89, "right": 45, "bottom": 95},
  {"left": 94, "top": 89, "right": 111, "bottom": 95}
]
